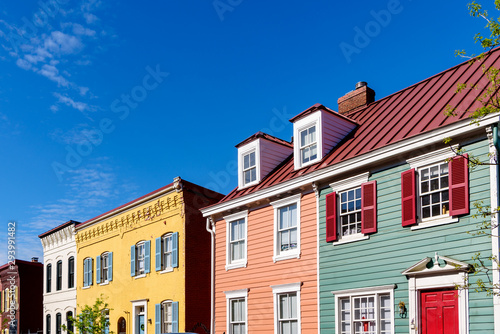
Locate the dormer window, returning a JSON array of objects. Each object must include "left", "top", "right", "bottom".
[
  {"left": 299, "top": 125, "right": 317, "bottom": 164},
  {"left": 236, "top": 132, "right": 293, "bottom": 189},
  {"left": 290, "top": 104, "right": 357, "bottom": 170},
  {"left": 243, "top": 151, "right": 257, "bottom": 185}
]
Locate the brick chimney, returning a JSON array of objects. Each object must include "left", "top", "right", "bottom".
[{"left": 338, "top": 81, "right": 375, "bottom": 114}]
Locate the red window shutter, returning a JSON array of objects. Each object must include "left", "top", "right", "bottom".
[
  {"left": 401, "top": 169, "right": 417, "bottom": 226},
  {"left": 361, "top": 181, "right": 377, "bottom": 234},
  {"left": 325, "top": 192, "right": 337, "bottom": 242},
  {"left": 449, "top": 154, "right": 469, "bottom": 216}
]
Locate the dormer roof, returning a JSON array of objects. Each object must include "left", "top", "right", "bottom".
[
  {"left": 236, "top": 131, "right": 292, "bottom": 149},
  {"left": 289, "top": 103, "right": 358, "bottom": 126}
]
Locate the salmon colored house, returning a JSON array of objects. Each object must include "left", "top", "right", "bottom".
[{"left": 202, "top": 121, "right": 340, "bottom": 333}]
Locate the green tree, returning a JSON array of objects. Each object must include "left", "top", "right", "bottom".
[
  {"left": 61, "top": 297, "right": 112, "bottom": 334},
  {"left": 444, "top": 0, "right": 500, "bottom": 296}
]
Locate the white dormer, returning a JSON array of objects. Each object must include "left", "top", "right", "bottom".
[
  {"left": 290, "top": 104, "right": 357, "bottom": 170},
  {"left": 237, "top": 132, "right": 293, "bottom": 189}
]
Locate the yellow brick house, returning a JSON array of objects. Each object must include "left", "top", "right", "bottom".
[{"left": 75, "top": 177, "right": 223, "bottom": 334}]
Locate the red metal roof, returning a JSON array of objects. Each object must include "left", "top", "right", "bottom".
[
  {"left": 235, "top": 131, "right": 293, "bottom": 148},
  {"left": 216, "top": 49, "right": 500, "bottom": 204}
]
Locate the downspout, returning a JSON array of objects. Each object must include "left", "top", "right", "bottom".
[
  {"left": 487, "top": 124, "right": 500, "bottom": 334},
  {"left": 312, "top": 182, "right": 321, "bottom": 333},
  {"left": 206, "top": 217, "right": 216, "bottom": 334}
]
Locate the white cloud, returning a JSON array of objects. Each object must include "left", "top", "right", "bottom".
[
  {"left": 83, "top": 13, "right": 98, "bottom": 24},
  {"left": 79, "top": 86, "right": 89, "bottom": 96},
  {"left": 53, "top": 92, "right": 89, "bottom": 111},
  {"left": 44, "top": 31, "right": 83, "bottom": 55},
  {"left": 39, "top": 64, "right": 69, "bottom": 86},
  {"left": 16, "top": 58, "right": 32, "bottom": 70}
]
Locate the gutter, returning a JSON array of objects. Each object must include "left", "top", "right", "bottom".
[{"left": 206, "top": 217, "right": 216, "bottom": 334}]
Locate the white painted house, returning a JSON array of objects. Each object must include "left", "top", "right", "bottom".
[{"left": 39, "top": 220, "right": 79, "bottom": 334}]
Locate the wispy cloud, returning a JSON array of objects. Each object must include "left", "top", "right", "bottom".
[
  {"left": 0, "top": 1, "right": 110, "bottom": 113},
  {"left": 53, "top": 92, "right": 92, "bottom": 111}
]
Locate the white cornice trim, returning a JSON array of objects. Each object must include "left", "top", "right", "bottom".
[
  {"left": 406, "top": 145, "right": 459, "bottom": 168},
  {"left": 202, "top": 114, "right": 500, "bottom": 217},
  {"left": 329, "top": 172, "right": 370, "bottom": 192},
  {"left": 331, "top": 284, "right": 396, "bottom": 296}
]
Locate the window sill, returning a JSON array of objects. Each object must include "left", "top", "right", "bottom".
[
  {"left": 134, "top": 274, "right": 146, "bottom": 279},
  {"left": 333, "top": 234, "right": 369, "bottom": 246},
  {"left": 82, "top": 286, "right": 91, "bottom": 290},
  {"left": 411, "top": 216, "right": 459, "bottom": 230},
  {"left": 99, "top": 281, "right": 109, "bottom": 286},
  {"left": 160, "top": 267, "right": 174, "bottom": 274},
  {"left": 273, "top": 252, "right": 300, "bottom": 263},
  {"left": 225, "top": 261, "right": 247, "bottom": 271},
  {"left": 298, "top": 157, "right": 321, "bottom": 170}
]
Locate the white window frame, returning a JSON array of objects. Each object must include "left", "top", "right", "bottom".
[
  {"left": 402, "top": 255, "right": 469, "bottom": 334},
  {"left": 407, "top": 147, "right": 459, "bottom": 230},
  {"left": 136, "top": 242, "right": 146, "bottom": 275},
  {"left": 161, "top": 300, "right": 173, "bottom": 333},
  {"left": 162, "top": 233, "right": 173, "bottom": 272},
  {"left": 224, "top": 289, "right": 248, "bottom": 334},
  {"left": 131, "top": 299, "right": 148, "bottom": 334},
  {"left": 271, "top": 282, "right": 301, "bottom": 334},
  {"left": 238, "top": 141, "right": 261, "bottom": 189},
  {"left": 332, "top": 285, "right": 395, "bottom": 334},
  {"left": 293, "top": 112, "right": 322, "bottom": 169},
  {"left": 101, "top": 252, "right": 109, "bottom": 283},
  {"left": 330, "top": 172, "right": 370, "bottom": 245},
  {"left": 224, "top": 211, "right": 248, "bottom": 270},
  {"left": 271, "top": 195, "right": 301, "bottom": 262}
]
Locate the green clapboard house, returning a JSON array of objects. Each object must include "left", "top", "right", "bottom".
[{"left": 316, "top": 52, "right": 500, "bottom": 334}]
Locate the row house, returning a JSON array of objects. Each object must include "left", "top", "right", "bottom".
[
  {"left": 0, "top": 259, "right": 43, "bottom": 334},
  {"left": 39, "top": 220, "right": 79, "bottom": 334},
  {"left": 74, "top": 177, "right": 223, "bottom": 334},
  {"left": 202, "top": 49, "right": 500, "bottom": 334}
]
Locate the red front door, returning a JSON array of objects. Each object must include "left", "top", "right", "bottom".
[{"left": 421, "top": 289, "right": 458, "bottom": 334}]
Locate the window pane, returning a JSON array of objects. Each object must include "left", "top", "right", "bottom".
[
  {"left": 356, "top": 199, "right": 361, "bottom": 210},
  {"left": 430, "top": 166, "right": 439, "bottom": 178},
  {"left": 309, "top": 126, "right": 316, "bottom": 142},
  {"left": 421, "top": 168, "right": 429, "bottom": 180},
  {"left": 290, "top": 293, "right": 297, "bottom": 318},
  {"left": 310, "top": 144, "right": 317, "bottom": 160},
  {"left": 279, "top": 295, "right": 287, "bottom": 319},
  {"left": 430, "top": 178, "right": 439, "bottom": 191},
  {"left": 421, "top": 181, "right": 429, "bottom": 193},
  {"left": 300, "top": 129, "right": 308, "bottom": 146},
  {"left": 244, "top": 154, "right": 249, "bottom": 169},
  {"left": 249, "top": 152, "right": 255, "bottom": 166}
]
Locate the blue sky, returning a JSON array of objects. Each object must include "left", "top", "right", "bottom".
[{"left": 0, "top": 0, "right": 490, "bottom": 263}]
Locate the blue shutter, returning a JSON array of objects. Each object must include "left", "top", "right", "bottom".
[
  {"left": 155, "top": 237, "right": 162, "bottom": 272},
  {"left": 89, "top": 258, "right": 93, "bottom": 285},
  {"left": 83, "top": 259, "right": 88, "bottom": 287},
  {"left": 131, "top": 245, "right": 136, "bottom": 276},
  {"left": 155, "top": 304, "right": 161, "bottom": 334},
  {"left": 145, "top": 240, "right": 151, "bottom": 274},
  {"left": 96, "top": 255, "right": 101, "bottom": 284},
  {"left": 108, "top": 252, "right": 113, "bottom": 281},
  {"left": 172, "top": 232, "right": 178, "bottom": 268},
  {"left": 172, "top": 301, "right": 179, "bottom": 332}
]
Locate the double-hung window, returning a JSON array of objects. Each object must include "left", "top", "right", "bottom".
[
  {"left": 155, "top": 232, "right": 178, "bottom": 272},
  {"left": 225, "top": 211, "right": 248, "bottom": 270},
  {"left": 339, "top": 187, "right": 362, "bottom": 236},
  {"left": 326, "top": 173, "right": 377, "bottom": 243},
  {"left": 154, "top": 301, "right": 179, "bottom": 334},
  {"left": 56, "top": 313, "right": 61, "bottom": 334},
  {"left": 46, "top": 264, "right": 52, "bottom": 293},
  {"left": 403, "top": 150, "right": 469, "bottom": 228},
  {"left": 131, "top": 241, "right": 150, "bottom": 277},
  {"left": 46, "top": 314, "right": 51, "bottom": 334},
  {"left": 56, "top": 260, "right": 62, "bottom": 291},
  {"left": 83, "top": 258, "right": 93, "bottom": 287},
  {"left": 68, "top": 257, "right": 74, "bottom": 289},
  {"left": 299, "top": 125, "right": 317, "bottom": 165},
  {"left": 272, "top": 283, "right": 301, "bottom": 334},
  {"left": 333, "top": 286, "right": 394, "bottom": 334},
  {"left": 271, "top": 195, "right": 301, "bottom": 262},
  {"left": 97, "top": 252, "right": 113, "bottom": 283},
  {"left": 224, "top": 289, "right": 248, "bottom": 334},
  {"left": 243, "top": 151, "right": 257, "bottom": 186}
]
